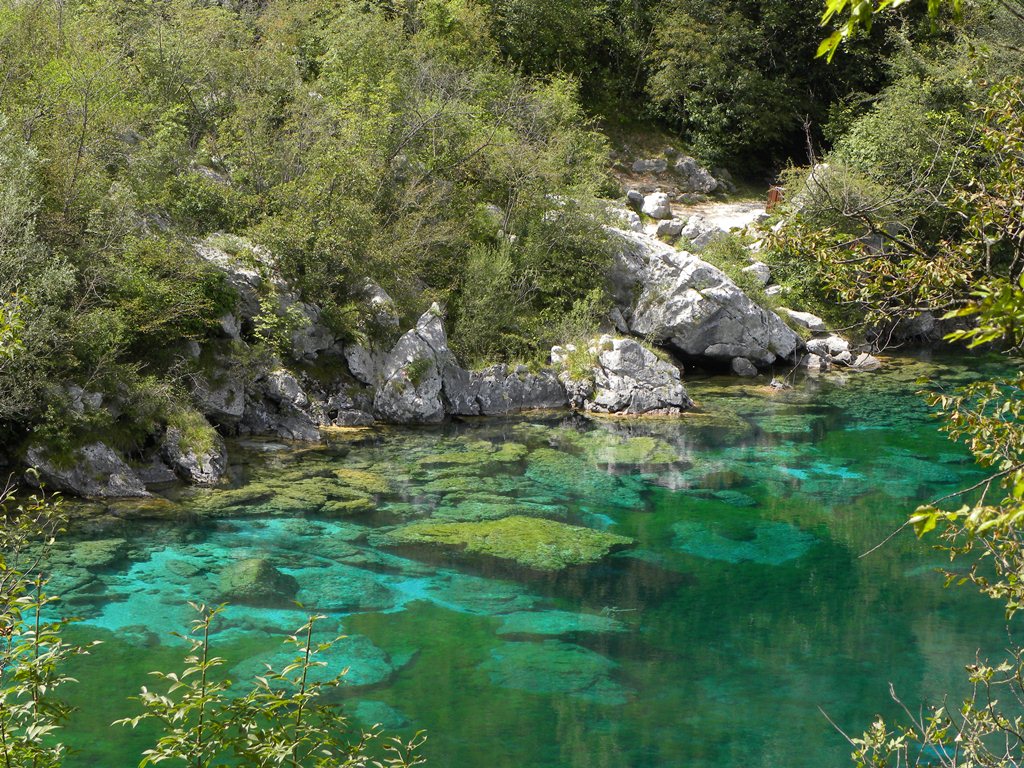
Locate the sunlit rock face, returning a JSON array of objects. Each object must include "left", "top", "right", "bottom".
[
  {"left": 26, "top": 442, "right": 148, "bottom": 498},
  {"left": 552, "top": 335, "right": 692, "bottom": 415},
  {"left": 608, "top": 228, "right": 800, "bottom": 367}
]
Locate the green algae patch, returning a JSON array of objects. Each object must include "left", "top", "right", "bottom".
[
  {"left": 380, "top": 516, "right": 633, "bottom": 571},
  {"left": 321, "top": 497, "right": 376, "bottom": 516},
  {"left": 525, "top": 448, "right": 644, "bottom": 508},
  {"left": 218, "top": 558, "right": 299, "bottom": 606},
  {"left": 334, "top": 468, "right": 392, "bottom": 494},
  {"left": 553, "top": 430, "right": 678, "bottom": 467}
]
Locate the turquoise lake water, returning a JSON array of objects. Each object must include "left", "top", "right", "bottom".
[{"left": 46, "top": 352, "right": 1015, "bottom": 768}]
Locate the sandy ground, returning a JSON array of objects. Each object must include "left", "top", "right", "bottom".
[{"left": 672, "top": 199, "right": 766, "bottom": 231}]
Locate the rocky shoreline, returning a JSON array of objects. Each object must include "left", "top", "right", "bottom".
[{"left": 23, "top": 161, "right": 890, "bottom": 500}]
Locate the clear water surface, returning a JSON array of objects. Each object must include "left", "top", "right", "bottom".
[{"left": 47, "top": 352, "right": 1016, "bottom": 768}]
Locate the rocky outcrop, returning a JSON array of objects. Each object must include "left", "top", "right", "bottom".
[
  {"left": 552, "top": 336, "right": 692, "bottom": 415},
  {"left": 373, "top": 304, "right": 451, "bottom": 424},
  {"left": 343, "top": 280, "right": 400, "bottom": 388},
  {"left": 160, "top": 426, "right": 227, "bottom": 486},
  {"left": 622, "top": 152, "right": 722, "bottom": 198},
  {"left": 240, "top": 369, "right": 322, "bottom": 441},
  {"left": 195, "top": 235, "right": 336, "bottom": 362},
  {"left": 608, "top": 229, "right": 800, "bottom": 368},
  {"left": 798, "top": 329, "right": 883, "bottom": 374},
  {"left": 447, "top": 365, "right": 568, "bottom": 417},
  {"left": 193, "top": 365, "right": 246, "bottom": 424},
  {"left": 194, "top": 236, "right": 266, "bottom": 326},
  {"left": 673, "top": 156, "right": 719, "bottom": 194},
  {"left": 25, "top": 442, "right": 148, "bottom": 498}
]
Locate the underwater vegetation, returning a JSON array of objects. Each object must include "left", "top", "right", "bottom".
[{"left": 44, "top": 353, "right": 1013, "bottom": 768}]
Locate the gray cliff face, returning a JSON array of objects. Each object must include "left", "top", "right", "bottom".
[
  {"left": 373, "top": 304, "right": 450, "bottom": 424},
  {"left": 26, "top": 442, "right": 149, "bottom": 498},
  {"left": 373, "top": 306, "right": 570, "bottom": 423}
]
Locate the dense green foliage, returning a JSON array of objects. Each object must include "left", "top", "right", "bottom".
[
  {"left": 0, "top": 0, "right": 616, "bottom": 449},
  {"left": 764, "top": 0, "right": 1024, "bottom": 335}
]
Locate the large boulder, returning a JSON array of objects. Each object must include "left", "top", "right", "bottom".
[
  {"left": 160, "top": 425, "right": 227, "bottom": 486},
  {"left": 25, "top": 442, "right": 148, "bottom": 498},
  {"left": 373, "top": 304, "right": 451, "bottom": 424},
  {"left": 672, "top": 156, "right": 719, "bottom": 194},
  {"left": 781, "top": 308, "right": 827, "bottom": 334},
  {"left": 552, "top": 336, "right": 692, "bottom": 415},
  {"left": 641, "top": 192, "right": 672, "bottom": 220},
  {"left": 608, "top": 229, "right": 800, "bottom": 367},
  {"left": 632, "top": 158, "right": 668, "bottom": 174},
  {"left": 680, "top": 216, "right": 725, "bottom": 251}
]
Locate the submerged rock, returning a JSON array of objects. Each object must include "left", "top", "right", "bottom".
[
  {"left": 53, "top": 537, "right": 130, "bottom": 570},
  {"left": 231, "top": 632, "right": 406, "bottom": 689},
  {"left": 480, "top": 640, "right": 629, "bottom": 705},
  {"left": 496, "top": 610, "right": 626, "bottom": 638},
  {"left": 380, "top": 516, "right": 633, "bottom": 571},
  {"left": 218, "top": 558, "right": 299, "bottom": 606},
  {"left": 351, "top": 700, "right": 410, "bottom": 730},
  {"left": 26, "top": 442, "right": 148, "bottom": 498},
  {"left": 294, "top": 564, "right": 397, "bottom": 613},
  {"left": 526, "top": 447, "right": 644, "bottom": 508},
  {"left": 414, "top": 571, "right": 538, "bottom": 615},
  {"left": 672, "top": 520, "right": 816, "bottom": 565}
]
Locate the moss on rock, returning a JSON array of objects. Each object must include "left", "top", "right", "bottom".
[
  {"left": 218, "top": 558, "right": 299, "bottom": 605},
  {"left": 380, "top": 515, "right": 633, "bottom": 571},
  {"left": 334, "top": 468, "right": 392, "bottom": 495}
]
